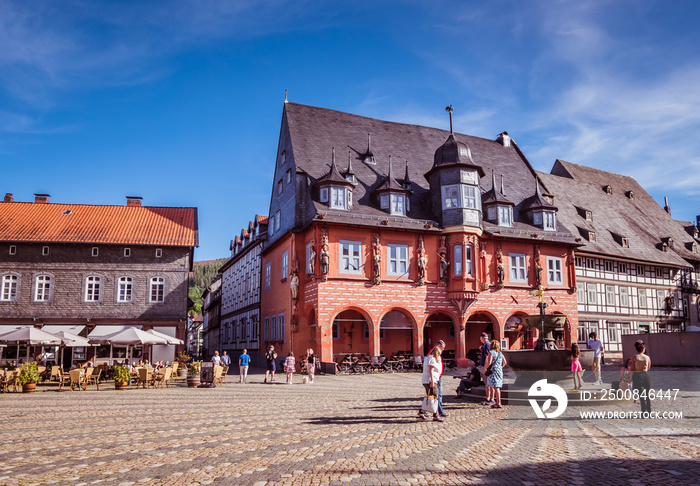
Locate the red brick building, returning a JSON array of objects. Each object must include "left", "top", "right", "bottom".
[{"left": 261, "top": 103, "right": 580, "bottom": 364}]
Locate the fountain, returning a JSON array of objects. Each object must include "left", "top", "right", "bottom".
[{"left": 501, "top": 286, "right": 594, "bottom": 387}]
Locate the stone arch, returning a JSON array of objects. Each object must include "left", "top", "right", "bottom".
[
  {"left": 422, "top": 309, "right": 460, "bottom": 356},
  {"left": 464, "top": 310, "right": 498, "bottom": 360},
  {"left": 503, "top": 310, "right": 530, "bottom": 350},
  {"left": 377, "top": 307, "right": 418, "bottom": 358},
  {"left": 330, "top": 305, "right": 374, "bottom": 360}
]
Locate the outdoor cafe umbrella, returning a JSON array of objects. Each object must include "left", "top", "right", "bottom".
[
  {"left": 0, "top": 326, "right": 62, "bottom": 365},
  {"left": 52, "top": 331, "right": 93, "bottom": 368},
  {"left": 144, "top": 329, "right": 184, "bottom": 345},
  {"left": 89, "top": 328, "right": 169, "bottom": 363}
]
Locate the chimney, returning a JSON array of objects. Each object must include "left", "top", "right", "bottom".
[
  {"left": 497, "top": 131, "right": 511, "bottom": 147},
  {"left": 696, "top": 215, "right": 700, "bottom": 228},
  {"left": 126, "top": 196, "right": 142, "bottom": 207},
  {"left": 34, "top": 193, "right": 50, "bottom": 204},
  {"left": 663, "top": 196, "right": 671, "bottom": 215},
  {"left": 3, "top": 193, "right": 13, "bottom": 202}
]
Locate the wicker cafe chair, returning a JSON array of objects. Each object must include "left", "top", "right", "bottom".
[
  {"left": 137, "top": 368, "right": 152, "bottom": 389},
  {"left": 0, "top": 370, "right": 13, "bottom": 393},
  {"left": 50, "top": 366, "right": 61, "bottom": 382},
  {"left": 86, "top": 369, "right": 101, "bottom": 390},
  {"left": 153, "top": 367, "right": 172, "bottom": 388},
  {"left": 58, "top": 369, "right": 71, "bottom": 391},
  {"left": 221, "top": 366, "right": 229, "bottom": 384},
  {"left": 170, "top": 362, "right": 179, "bottom": 378},
  {"left": 213, "top": 366, "right": 223, "bottom": 386},
  {"left": 83, "top": 367, "right": 94, "bottom": 384},
  {"left": 69, "top": 369, "right": 85, "bottom": 391}
]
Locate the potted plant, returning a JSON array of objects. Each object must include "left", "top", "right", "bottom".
[
  {"left": 187, "top": 361, "right": 201, "bottom": 387},
  {"left": 112, "top": 365, "right": 131, "bottom": 390},
  {"left": 175, "top": 351, "right": 192, "bottom": 378},
  {"left": 19, "top": 362, "right": 41, "bottom": 393}
]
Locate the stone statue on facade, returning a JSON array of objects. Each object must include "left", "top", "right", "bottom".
[
  {"left": 535, "top": 260, "right": 543, "bottom": 287},
  {"left": 438, "top": 252, "right": 449, "bottom": 285},
  {"left": 320, "top": 244, "right": 330, "bottom": 275},
  {"left": 416, "top": 236, "right": 426, "bottom": 285},
  {"left": 372, "top": 234, "right": 381, "bottom": 285},
  {"left": 290, "top": 272, "right": 300, "bottom": 300},
  {"left": 308, "top": 246, "right": 316, "bottom": 274}
]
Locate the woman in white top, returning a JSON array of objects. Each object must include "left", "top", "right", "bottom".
[{"left": 418, "top": 346, "right": 444, "bottom": 422}]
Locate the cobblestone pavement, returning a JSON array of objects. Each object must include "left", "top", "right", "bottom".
[{"left": 1, "top": 367, "right": 698, "bottom": 486}]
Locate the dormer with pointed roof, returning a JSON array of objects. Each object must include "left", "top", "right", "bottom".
[
  {"left": 523, "top": 178, "right": 558, "bottom": 231},
  {"left": 483, "top": 170, "right": 514, "bottom": 227},
  {"left": 314, "top": 148, "right": 355, "bottom": 210},
  {"left": 342, "top": 150, "right": 356, "bottom": 185},
  {"left": 373, "top": 156, "right": 411, "bottom": 216}
]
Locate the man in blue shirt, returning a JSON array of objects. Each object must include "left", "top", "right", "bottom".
[
  {"left": 239, "top": 349, "right": 251, "bottom": 384},
  {"left": 479, "top": 333, "right": 493, "bottom": 405},
  {"left": 221, "top": 351, "right": 231, "bottom": 367}
]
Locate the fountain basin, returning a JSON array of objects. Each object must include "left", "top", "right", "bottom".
[{"left": 502, "top": 349, "right": 594, "bottom": 371}]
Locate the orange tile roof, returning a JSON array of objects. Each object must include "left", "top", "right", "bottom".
[{"left": 0, "top": 201, "right": 198, "bottom": 247}]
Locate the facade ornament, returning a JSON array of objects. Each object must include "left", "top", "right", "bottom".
[
  {"left": 416, "top": 235, "right": 426, "bottom": 286},
  {"left": 438, "top": 252, "right": 449, "bottom": 286},
  {"left": 535, "top": 259, "right": 543, "bottom": 287},
  {"left": 496, "top": 246, "right": 505, "bottom": 289},
  {"left": 372, "top": 233, "right": 381, "bottom": 285},
  {"left": 320, "top": 229, "right": 329, "bottom": 280},
  {"left": 290, "top": 272, "right": 300, "bottom": 300},
  {"left": 308, "top": 245, "right": 316, "bottom": 275}
]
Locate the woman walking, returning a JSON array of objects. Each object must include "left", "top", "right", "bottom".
[
  {"left": 632, "top": 340, "right": 652, "bottom": 415},
  {"left": 418, "top": 346, "right": 444, "bottom": 422},
  {"left": 306, "top": 348, "right": 316, "bottom": 384},
  {"left": 484, "top": 340, "right": 507, "bottom": 408},
  {"left": 571, "top": 343, "right": 583, "bottom": 392}
]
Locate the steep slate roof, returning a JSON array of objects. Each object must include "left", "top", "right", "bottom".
[
  {"left": 538, "top": 160, "right": 699, "bottom": 267},
  {"left": 0, "top": 201, "right": 198, "bottom": 247},
  {"left": 284, "top": 102, "right": 578, "bottom": 244}
]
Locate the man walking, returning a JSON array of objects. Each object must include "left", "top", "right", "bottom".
[
  {"left": 264, "top": 345, "right": 277, "bottom": 383},
  {"left": 239, "top": 349, "right": 251, "bottom": 383},
  {"left": 221, "top": 351, "right": 231, "bottom": 368},
  {"left": 479, "top": 333, "right": 493, "bottom": 406},
  {"left": 587, "top": 331, "right": 604, "bottom": 385}
]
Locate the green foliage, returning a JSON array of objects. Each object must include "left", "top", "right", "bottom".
[
  {"left": 112, "top": 366, "right": 132, "bottom": 384},
  {"left": 188, "top": 259, "right": 225, "bottom": 315},
  {"left": 175, "top": 351, "right": 192, "bottom": 366},
  {"left": 188, "top": 361, "right": 201, "bottom": 375},
  {"left": 18, "top": 362, "right": 41, "bottom": 385}
]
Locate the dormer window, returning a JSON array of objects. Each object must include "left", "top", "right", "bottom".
[
  {"left": 345, "top": 173, "right": 356, "bottom": 184},
  {"left": 330, "top": 187, "right": 347, "bottom": 210},
  {"left": 589, "top": 231, "right": 596, "bottom": 242},
  {"left": 533, "top": 210, "right": 556, "bottom": 231},
  {"left": 391, "top": 194, "right": 406, "bottom": 216},
  {"left": 320, "top": 187, "right": 329, "bottom": 203},
  {"left": 604, "top": 185, "right": 613, "bottom": 195},
  {"left": 442, "top": 184, "right": 480, "bottom": 210}
]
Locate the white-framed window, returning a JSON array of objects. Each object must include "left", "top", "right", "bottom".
[
  {"left": 543, "top": 211, "right": 556, "bottom": 230},
  {"left": 124, "top": 248, "right": 131, "bottom": 257},
  {"left": 442, "top": 185, "right": 460, "bottom": 209},
  {"left": 320, "top": 187, "right": 329, "bottom": 203},
  {"left": 9, "top": 245, "right": 16, "bottom": 255},
  {"left": 546, "top": 257, "right": 562, "bottom": 284},
  {"left": 604, "top": 261, "right": 613, "bottom": 272},
  {"left": 91, "top": 247, "right": 99, "bottom": 257},
  {"left": 150, "top": 277, "right": 165, "bottom": 303},
  {"left": 390, "top": 194, "right": 405, "bottom": 216},
  {"left": 618, "top": 263, "right": 627, "bottom": 274},
  {"left": 509, "top": 254, "right": 527, "bottom": 283},
  {"left": 605, "top": 285, "right": 615, "bottom": 306},
  {"left": 155, "top": 248, "right": 163, "bottom": 258},
  {"left": 454, "top": 245, "right": 463, "bottom": 277},
  {"left": 576, "top": 282, "right": 585, "bottom": 303},
  {"left": 330, "top": 187, "right": 347, "bottom": 210},
  {"left": 117, "top": 276, "right": 133, "bottom": 303},
  {"left": 277, "top": 179, "right": 283, "bottom": 194},
  {"left": 282, "top": 251, "right": 289, "bottom": 280},
  {"left": 34, "top": 275, "right": 51, "bottom": 302},
  {"left": 608, "top": 324, "right": 618, "bottom": 344},
  {"left": 42, "top": 246, "right": 49, "bottom": 256},
  {"left": 286, "top": 169, "right": 292, "bottom": 184},
  {"left": 1, "top": 274, "right": 18, "bottom": 302},
  {"left": 380, "top": 194, "right": 389, "bottom": 209},
  {"left": 306, "top": 243, "right": 314, "bottom": 274},
  {"left": 275, "top": 211, "right": 281, "bottom": 231},
  {"left": 638, "top": 288, "right": 647, "bottom": 308},
  {"left": 265, "top": 263, "right": 271, "bottom": 289},
  {"left": 85, "top": 276, "right": 101, "bottom": 302},
  {"left": 340, "top": 240, "right": 362, "bottom": 274},
  {"left": 586, "top": 283, "right": 597, "bottom": 304},
  {"left": 388, "top": 244, "right": 408, "bottom": 276},
  {"left": 498, "top": 206, "right": 512, "bottom": 226},
  {"left": 619, "top": 286, "right": 629, "bottom": 307},
  {"left": 462, "top": 185, "right": 477, "bottom": 209},
  {"left": 465, "top": 245, "right": 473, "bottom": 276}
]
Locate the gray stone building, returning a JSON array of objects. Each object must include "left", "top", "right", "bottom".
[
  {"left": 0, "top": 193, "right": 198, "bottom": 365},
  {"left": 538, "top": 161, "right": 700, "bottom": 352},
  {"left": 216, "top": 215, "right": 267, "bottom": 367}
]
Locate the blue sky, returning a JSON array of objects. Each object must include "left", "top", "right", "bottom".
[{"left": 2, "top": 0, "right": 700, "bottom": 261}]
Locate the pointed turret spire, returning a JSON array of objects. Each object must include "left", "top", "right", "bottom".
[
  {"left": 347, "top": 150, "right": 354, "bottom": 174},
  {"left": 402, "top": 160, "right": 413, "bottom": 189},
  {"left": 362, "top": 133, "right": 375, "bottom": 164}
]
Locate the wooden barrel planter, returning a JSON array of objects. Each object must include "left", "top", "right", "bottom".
[
  {"left": 187, "top": 375, "right": 201, "bottom": 388},
  {"left": 178, "top": 369, "right": 188, "bottom": 378},
  {"left": 114, "top": 381, "right": 128, "bottom": 390},
  {"left": 22, "top": 383, "right": 37, "bottom": 393}
]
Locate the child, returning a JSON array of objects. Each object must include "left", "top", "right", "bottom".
[
  {"left": 284, "top": 351, "right": 296, "bottom": 384},
  {"left": 571, "top": 343, "right": 583, "bottom": 392}
]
